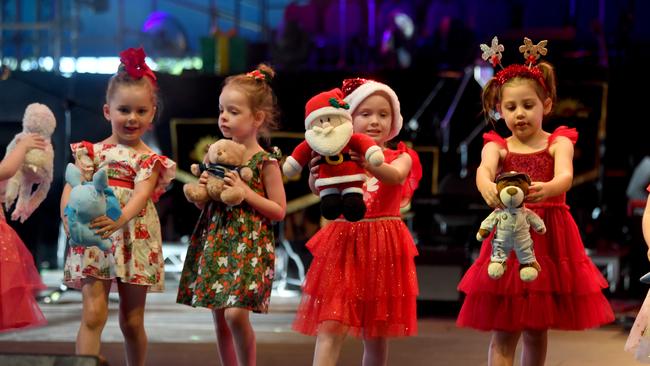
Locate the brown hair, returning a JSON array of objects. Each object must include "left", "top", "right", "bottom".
[
  {"left": 223, "top": 63, "right": 280, "bottom": 141},
  {"left": 105, "top": 70, "right": 161, "bottom": 120},
  {"left": 482, "top": 61, "right": 557, "bottom": 123}
]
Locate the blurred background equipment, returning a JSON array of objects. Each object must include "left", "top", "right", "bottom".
[{"left": 141, "top": 11, "right": 189, "bottom": 58}]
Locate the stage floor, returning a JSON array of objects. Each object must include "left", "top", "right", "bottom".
[{"left": 0, "top": 270, "right": 641, "bottom": 366}]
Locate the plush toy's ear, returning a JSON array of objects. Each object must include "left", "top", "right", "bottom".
[
  {"left": 65, "top": 163, "right": 83, "bottom": 187},
  {"left": 93, "top": 169, "right": 109, "bottom": 192},
  {"left": 104, "top": 188, "right": 122, "bottom": 221}
]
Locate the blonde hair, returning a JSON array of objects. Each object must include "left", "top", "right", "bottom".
[
  {"left": 223, "top": 63, "right": 280, "bottom": 141},
  {"left": 482, "top": 61, "right": 557, "bottom": 123}
]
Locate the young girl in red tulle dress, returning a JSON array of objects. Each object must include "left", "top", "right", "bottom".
[
  {"left": 293, "top": 78, "right": 422, "bottom": 366},
  {"left": 0, "top": 132, "right": 47, "bottom": 331},
  {"left": 456, "top": 37, "right": 614, "bottom": 365}
]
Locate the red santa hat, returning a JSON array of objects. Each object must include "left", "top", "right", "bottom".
[
  {"left": 342, "top": 78, "right": 403, "bottom": 140},
  {"left": 304, "top": 88, "right": 352, "bottom": 130}
]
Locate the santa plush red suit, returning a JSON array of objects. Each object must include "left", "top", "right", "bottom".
[{"left": 283, "top": 88, "right": 384, "bottom": 221}]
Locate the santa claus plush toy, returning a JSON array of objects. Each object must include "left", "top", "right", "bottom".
[{"left": 283, "top": 88, "right": 384, "bottom": 221}]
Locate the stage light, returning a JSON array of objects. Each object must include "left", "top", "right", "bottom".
[
  {"left": 142, "top": 11, "right": 189, "bottom": 58},
  {"left": 39, "top": 57, "right": 54, "bottom": 72},
  {"left": 381, "top": 11, "right": 415, "bottom": 69},
  {"left": 59, "top": 57, "right": 76, "bottom": 74},
  {"left": 473, "top": 63, "right": 493, "bottom": 88}
]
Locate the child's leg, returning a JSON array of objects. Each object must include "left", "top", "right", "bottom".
[
  {"left": 223, "top": 307, "right": 256, "bottom": 366},
  {"left": 488, "top": 330, "right": 521, "bottom": 366},
  {"left": 117, "top": 281, "right": 149, "bottom": 366},
  {"left": 76, "top": 278, "right": 111, "bottom": 356},
  {"left": 313, "top": 320, "right": 348, "bottom": 366},
  {"left": 520, "top": 329, "right": 547, "bottom": 366},
  {"left": 212, "top": 308, "right": 239, "bottom": 366},
  {"left": 362, "top": 337, "right": 388, "bottom": 366}
]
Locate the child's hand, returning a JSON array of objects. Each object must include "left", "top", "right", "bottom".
[
  {"left": 308, "top": 151, "right": 321, "bottom": 178},
  {"left": 198, "top": 171, "right": 209, "bottom": 186},
  {"left": 16, "top": 133, "right": 46, "bottom": 151},
  {"left": 349, "top": 150, "right": 369, "bottom": 169},
  {"left": 224, "top": 170, "right": 249, "bottom": 193},
  {"left": 480, "top": 182, "right": 503, "bottom": 208},
  {"left": 90, "top": 215, "right": 124, "bottom": 239},
  {"left": 526, "top": 182, "right": 547, "bottom": 203}
]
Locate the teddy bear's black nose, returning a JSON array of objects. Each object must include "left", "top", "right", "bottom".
[{"left": 506, "top": 187, "right": 518, "bottom": 196}]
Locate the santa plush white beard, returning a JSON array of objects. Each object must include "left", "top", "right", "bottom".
[{"left": 305, "top": 122, "right": 353, "bottom": 156}]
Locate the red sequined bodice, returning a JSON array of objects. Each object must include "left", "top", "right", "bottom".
[{"left": 484, "top": 126, "right": 578, "bottom": 205}]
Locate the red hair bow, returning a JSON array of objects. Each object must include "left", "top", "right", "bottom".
[{"left": 119, "top": 47, "right": 157, "bottom": 84}]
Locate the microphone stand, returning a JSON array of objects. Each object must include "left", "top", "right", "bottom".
[
  {"left": 440, "top": 66, "right": 472, "bottom": 153},
  {"left": 406, "top": 78, "right": 445, "bottom": 139},
  {"left": 458, "top": 120, "right": 486, "bottom": 179}
]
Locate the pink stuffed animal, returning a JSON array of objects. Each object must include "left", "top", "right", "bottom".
[{"left": 4, "top": 103, "right": 56, "bottom": 222}]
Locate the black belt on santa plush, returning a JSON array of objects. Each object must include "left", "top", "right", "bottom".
[{"left": 324, "top": 153, "right": 352, "bottom": 165}]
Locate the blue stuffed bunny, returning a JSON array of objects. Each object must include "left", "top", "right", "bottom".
[{"left": 64, "top": 163, "right": 122, "bottom": 251}]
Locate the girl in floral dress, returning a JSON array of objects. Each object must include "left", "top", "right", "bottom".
[
  {"left": 177, "top": 64, "right": 286, "bottom": 366},
  {"left": 456, "top": 37, "right": 614, "bottom": 366},
  {"left": 0, "top": 132, "right": 47, "bottom": 331},
  {"left": 60, "top": 48, "right": 176, "bottom": 366},
  {"left": 292, "top": 78, "right": 422, "bottom": 366}
]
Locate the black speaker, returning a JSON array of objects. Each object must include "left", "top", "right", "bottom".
[{"left": 0, "top": 353, "right": 102, "bottom": 366}]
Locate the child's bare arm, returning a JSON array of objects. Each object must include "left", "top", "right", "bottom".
[
  {"left": 642, "top": 188, "right": 650, "bottom": 260},
  {"left": 476, "top": 142, "right": 503, "bottom": 208},
  {"left": 0, "top": 133, "right": 46, "bottom": 180},
  {"left": 60, "top": 183, "right": 73, "bottom": 236},
  {"left": 364, "top": 152, "right": 412, "bottom": 185},
  {"left": 226, "top": 160, "right": 286, "bottom": 221}
]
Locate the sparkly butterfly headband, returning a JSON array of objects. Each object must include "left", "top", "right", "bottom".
[
  {"left": 480, "top": 36, "right": 548, "bottom": 90},
  {"left": 118, "top": 47, "right": 157, "bottom": 86}
]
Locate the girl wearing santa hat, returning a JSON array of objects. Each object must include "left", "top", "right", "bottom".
[{"left": 293, "top": 78, "right": 422, "bottom": 366}]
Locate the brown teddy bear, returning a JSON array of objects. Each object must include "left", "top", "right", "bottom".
[
  {"left": 476, "top": 171, "right": 546, "bottom": 282},
  {"left": 183, "top": 139, "right": 253, "bottom": 206}
]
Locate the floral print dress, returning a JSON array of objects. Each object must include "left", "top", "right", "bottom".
[
  {"left": 63, "top": 141, "right": 176, "bottom": 292},
  {"left": 177, "top": 149, "right": 280, "bottom": 313}
]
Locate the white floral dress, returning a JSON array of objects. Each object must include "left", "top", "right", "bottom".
[{"left": 63, "top": 141, "right": 176, "bottom": 292}]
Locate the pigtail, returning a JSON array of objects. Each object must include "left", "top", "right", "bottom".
[
  {"left": 481, "top": 78, "right": 501, "bottom": 124},
  {"left": 536, "top": 61, "right": 557, "bottom": 104}
]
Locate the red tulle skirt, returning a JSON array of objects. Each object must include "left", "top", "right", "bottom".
[
  {"left": 0, "top": 220, "right": 47, "bottom": 332},
  {"left": 293, "top": 218, "right": 419, "bottom": 338},
  {"left": 457, "top": 204, "right": 615, "bottom": 331}
]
